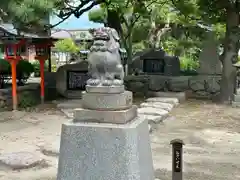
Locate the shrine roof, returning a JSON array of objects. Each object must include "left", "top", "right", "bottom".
[
  {"left": 51, "top": 29, "right": 93, "bottom": 40},
  {"left": 0, "top": 23, "right": 54, "bottom": 39}
]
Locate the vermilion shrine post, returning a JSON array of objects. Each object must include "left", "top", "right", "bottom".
[
  {"left": 4, "top": 39, "right": 54, "bottom": 110},
  {"left": 0, "top": 23, "right": 56, "bottom": 111},
  {"left": 34, "top": 40, "right": 54, "bottom": 104},
  {"left": 4, "top": 39, "right": 26, "bottom": 110}
]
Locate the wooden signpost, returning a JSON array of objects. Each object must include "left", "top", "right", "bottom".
[{"left": 170, "top": 139, "right": 185, "bottom": 180}]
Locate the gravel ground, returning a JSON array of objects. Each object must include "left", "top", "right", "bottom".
[
  {"left": 0, "top": 99, "right": 240, "bottom": 180},
  {"left": 152, "top": 99, "right": 240, "bottom": 180}
]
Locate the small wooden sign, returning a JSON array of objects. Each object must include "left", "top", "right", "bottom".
[
  {"left": 173, "top": 148, "right": 182, "bottom": 172},
  {"left": 170, "top": 139, "right": 184, "bottom": 180}
]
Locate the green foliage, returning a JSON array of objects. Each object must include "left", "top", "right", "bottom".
[
  {"left": 212, "top": 23, "right": 225, "bottom": 41},
  {"left": 132, "top": 42, "right": 146, "bottom": 53},
  {"left": 180, "top": 56, "right": 199, "bottom": 71},
  {"left": 55, "top": 39, "right": 80, "bottom": 53},
  {"left": 32, "top": 61, "right": 48, "bottom": 77},
  {"left": 0, "top": 0, "right": 64, "bottom": 32},
  {"left": 0, "top": 59, "right": 10, "bottom": 73},
  {"left": 88, "top": 8, "right": 106, "bottom": 23},
  {"left": 0, "top": 59, "right": 34, "bottom": 76},
  {"left": 18, "top": 91, "right": 39, "bottom": 108},
  {"left": 51, "top": 64, "right": 57, "bottom": 72},
  {"left": 0, "top": 59, "right": 34, "bottom": 86},
  {"left": 17, "top": 60, "right": 35, "bottom": 76}
]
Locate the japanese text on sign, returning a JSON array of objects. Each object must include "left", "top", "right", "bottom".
[
  {"left": 66, "top": 70, "right": 89, "bottom": 90},
  {"left": 173, "top": 149, "right": 181, "bottom": 172}
]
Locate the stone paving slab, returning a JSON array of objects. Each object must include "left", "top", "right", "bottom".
[
  {"left": 140, "top": 102, "right": 173, "bottom": 112},
  {"left": 60, "top": 109, "right": 74, "bottom": 118},
  {"left": 39, "top": 141, "right": 60, "bottom": 157},
  {"left": 142, "top": 114, "right": 164, "bottom": 133},
  {"left": 139, "top": 114, "right": 164, "bottom": 124},
  {"left": 146, "top": 97, "right": 179, "bottom": 106},
  {"left": 138, "top": 107, "right": 169, "bottom": 117},
  {"left": 148, "top": 91, "right": 186, "bottom": 103},
  {"left": 0, "top": 152, "right": 48, "bottom": 170}
]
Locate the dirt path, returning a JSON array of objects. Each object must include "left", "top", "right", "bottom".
[
  {"left": 0, "top": 100, "right": 240, "bottom": 179},
  {"left": 152, "top": 99, "right": 240, "bottom": 180}
]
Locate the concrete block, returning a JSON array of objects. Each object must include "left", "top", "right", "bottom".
[
  {"left": 73, "top": 105, "right": 138, "bottom": 124},
  {"left": 57, "top": 118, "right": 154, "bottom": 180},
  {"left": 82, "top": 91, "right": 132, "bottom": 110}
]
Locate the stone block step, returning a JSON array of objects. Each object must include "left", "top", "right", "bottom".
[
  {"left": 140, "top": 102, "right": 173, "bottom": 112},
  {"left": 138, "top": 107, "right": 169, "bottom": 117},
  {"left": 60, "top": 109, "right": 74, "bottom": 118},
  {"left": 146, "top": 97, "right": 179, "bottom": 106},
  {"left": 148, "top": 91, "right": 186, "bottom": 103},
  {"left": 139, "top": 114, "right": 164, "bottom": 124}
]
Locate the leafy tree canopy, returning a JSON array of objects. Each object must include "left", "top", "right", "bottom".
[
  {"left": 54, "top": 38, "right": 80, "bottom": 53},
  {"left": 0, "top": 0, "right": 64, "bottom": 32}
]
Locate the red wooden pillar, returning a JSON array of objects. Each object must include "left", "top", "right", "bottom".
[
  {"left": 11, "top": 59, "right": 18, "bottom": 110},
  {"left": 4, "top": 39, "right": 26, "bottom": 110},
  {"left": 34, "top": 40, "right": 53, "bottom": 104},
  {"left": 39, "top": 58, "right": 46, "bottom": 103}
]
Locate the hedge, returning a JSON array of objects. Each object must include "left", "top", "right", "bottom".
[{"left": 0, "top": 59, "right": 34, "bottom": 86}]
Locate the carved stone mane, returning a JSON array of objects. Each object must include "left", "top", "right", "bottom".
[{"left": 87, "top": 27, "right": 124, "bottom": 86}]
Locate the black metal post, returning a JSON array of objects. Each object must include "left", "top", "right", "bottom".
[{"left": 170, "top": 139, "right": 184, "bottom": 180}]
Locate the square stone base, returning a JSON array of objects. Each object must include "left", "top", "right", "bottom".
[
  {"left": 57, "top": 118, "right": 154, "bottom": 180},
  {"left": 74, "top": 105, "right": 138, "bottom": 124},
  {"left": 82, "top": 90, "right": 132, "bottom": 110}
]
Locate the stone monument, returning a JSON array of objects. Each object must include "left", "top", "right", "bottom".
[
  {"left": 57, "top": 27, "right": 154, "bottom": 180},
  {"left": 56, "top": 60, "right": 90, "bottom": 98}
]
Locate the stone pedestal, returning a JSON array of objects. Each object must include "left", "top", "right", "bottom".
[{"left": 57, "top": 85, "right": 154, "bottom": 180}]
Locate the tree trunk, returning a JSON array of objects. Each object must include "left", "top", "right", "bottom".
[
  {"left": 219, "top": 9, "right": 240, "bottom": 103},
  {"left": 106, "top": 10, "right": 122, "bottom": 36},
  {"left": 126, "top": 36, "right": 133, "bottom": 75}
]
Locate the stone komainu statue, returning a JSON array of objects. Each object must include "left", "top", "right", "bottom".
[{"left": 87, "top": 27, "right": 124, "bottom": 86}]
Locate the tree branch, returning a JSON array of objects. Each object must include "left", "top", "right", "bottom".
[
  {"left": 50, "top": 0, "right": 104, "bottom": 29},
  {"left": 171, "top": 0, "right": 201, "bottom": 22},
  {"left": 124, "top": 0, "right": 168, "bottom": 40}
]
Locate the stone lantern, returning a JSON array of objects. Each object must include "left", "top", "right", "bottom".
[
  {"left": 34, "top": 40, "right": 53, "bottom": 103},
  {"left": 4, "top": 39, "right": 26, "bottom": 110}
]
